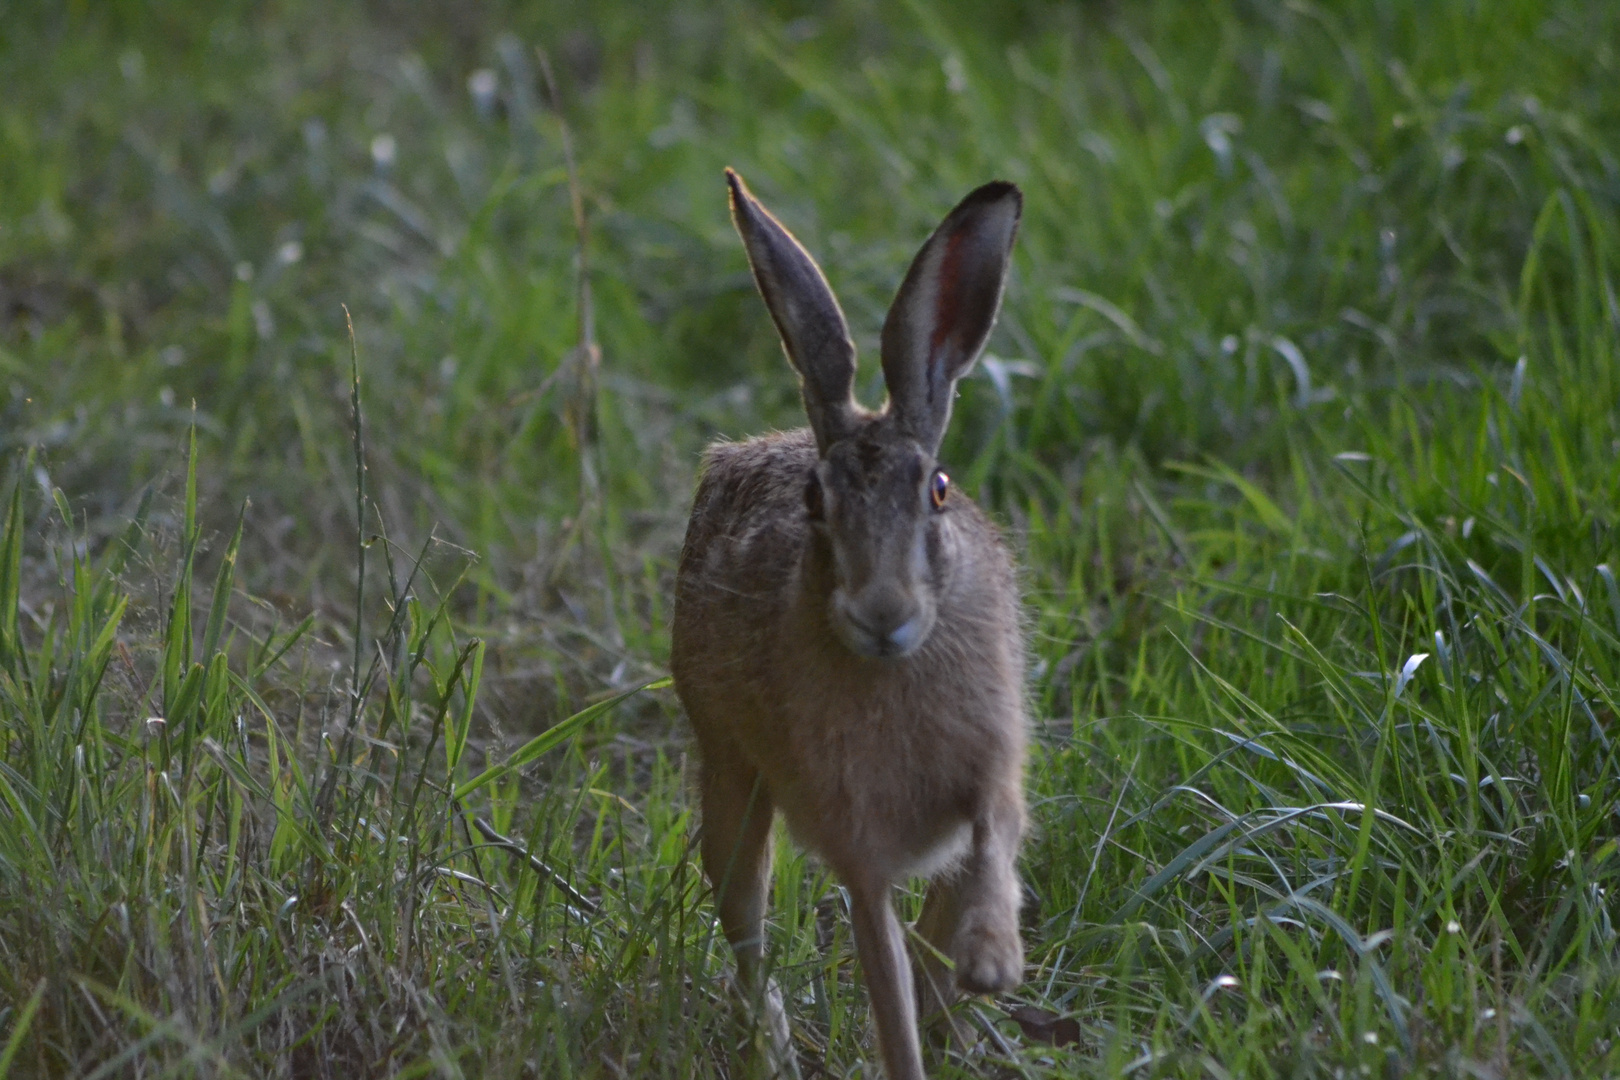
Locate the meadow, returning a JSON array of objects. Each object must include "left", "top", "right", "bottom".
[{"left": 2, "top": 0, "right": 1619, "bottom": 1075}]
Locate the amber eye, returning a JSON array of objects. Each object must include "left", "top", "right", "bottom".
[
  {"left": 929, "top": 469, "right": 950, "bottom": 511},
  {"left": 805, "top": 473, "right": 824, "bottom": 519}
]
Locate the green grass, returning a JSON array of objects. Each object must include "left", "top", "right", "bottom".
[{"left": 3, "top": 0, "right": 1619, "bottom": 1075}]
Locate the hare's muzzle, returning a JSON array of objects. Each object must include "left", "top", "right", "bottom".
[{"left": 830, "top": 585, "right": 934, "bottom": 659}]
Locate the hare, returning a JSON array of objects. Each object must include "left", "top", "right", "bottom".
[{"left": 671, "top": 170, "right": 1028, "bottom": 1080}]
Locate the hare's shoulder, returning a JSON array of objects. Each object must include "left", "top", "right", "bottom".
[
  {"left": 680, "top": 428, "right": 816, "bottom": 566},
  {"left": 700, "top": 427, "right": 817, "bottom": 490},
  {"left": 691, "top": 428, "right": 816, "bottom": 526}
]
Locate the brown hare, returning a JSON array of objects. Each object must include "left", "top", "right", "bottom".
[{"left": 672, "top": 170, "right": 1028, "bottom": 1080}]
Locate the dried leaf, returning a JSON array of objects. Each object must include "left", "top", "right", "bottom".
[{"left": 1007, "top": 1005, "right": 1080, "bottom": 1047}]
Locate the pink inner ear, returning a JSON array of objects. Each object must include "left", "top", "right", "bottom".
[{"left": 928, "top": 231, "right": 969, "bottom": 378}]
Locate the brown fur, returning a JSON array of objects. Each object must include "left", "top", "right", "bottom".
[{"left": 672, "top": 172, "right": 1028, "bottom": 1080}]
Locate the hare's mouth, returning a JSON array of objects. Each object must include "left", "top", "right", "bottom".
[{"left": 830, "top": 596, "right": 933, "bottom": 659}]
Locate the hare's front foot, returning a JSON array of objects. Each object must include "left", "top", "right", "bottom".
[{"left": 952, "top": 906, "right": 1024, "bottom": 994}]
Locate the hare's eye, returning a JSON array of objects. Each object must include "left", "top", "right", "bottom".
[
  {"left": 804, "top": 474, "right": 824, "bottom": 519},
  {"left": 929, "top": 469, "right": 950, "bottom": 511}
]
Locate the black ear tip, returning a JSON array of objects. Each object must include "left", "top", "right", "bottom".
[
  {"left": 965, "top": 179, "right": 1022, "bottom": 213},
  {"left": 725, "top": 168, "right": 751, "bottom": 208}
]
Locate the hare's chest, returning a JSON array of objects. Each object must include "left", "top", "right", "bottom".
[{"left": 758, "top": 691, "right": 1004, "bottom": 878}]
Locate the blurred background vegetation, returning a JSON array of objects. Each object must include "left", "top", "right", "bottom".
[{"left": 2, "top": 0, "right": 1618, "bottom": 1075}]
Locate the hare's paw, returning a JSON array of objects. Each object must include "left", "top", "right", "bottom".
[{"left": 952, "top": 907, "right": 1024, "bottom": 994}]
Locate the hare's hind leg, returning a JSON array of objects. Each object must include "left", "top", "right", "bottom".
[
  {"left": 699, "top": 745, "right": 775, "bottom": 981},
  {"left": 846, "top": 876, "right": 926, "bottom": 1080},
  {"left": 698, "top": 741, "right": 792, "bottom": 1072},
  {"left": 913, "top": 880, "right": 974, "bottom": 1051},
  {"left": 914, "top": 881, "right": 960, "bottom": 1011}
]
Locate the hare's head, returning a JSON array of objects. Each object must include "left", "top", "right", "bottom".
[{"left": 727, "top": 170, "right": 1021, "bottom": 660}]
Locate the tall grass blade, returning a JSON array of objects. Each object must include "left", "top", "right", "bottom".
[{"left": 453, "top": 676, "right": 670, "bottom": 800}]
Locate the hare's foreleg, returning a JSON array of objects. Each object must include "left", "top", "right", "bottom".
[
  {"left": 949, "top": 789, "right": 1026, "bottom": 994},
  {"left": 698, "top": 746, "right": 791, "bottom": 1067},
  {"left": 847, "top": 876, "right": 926, "bottom": 1080}
]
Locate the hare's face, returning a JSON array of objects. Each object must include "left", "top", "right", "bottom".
[
  {"left": 809, "top": 429, "right": 947, "bottom": 659},
  {"left": 724, "top": 167, "right": 1018, "bottom": 662}
]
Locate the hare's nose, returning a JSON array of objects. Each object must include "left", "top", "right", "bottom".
[{"left": 884, "top": 613, "right": 927, "bottom": 654}]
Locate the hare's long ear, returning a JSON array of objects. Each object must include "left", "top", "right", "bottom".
[
  {"left": 880, "top": 182, "right": 1021, "bottom": 453},
  {"left": 727, "top": 169, "right": 859, "bottom": 451}
]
